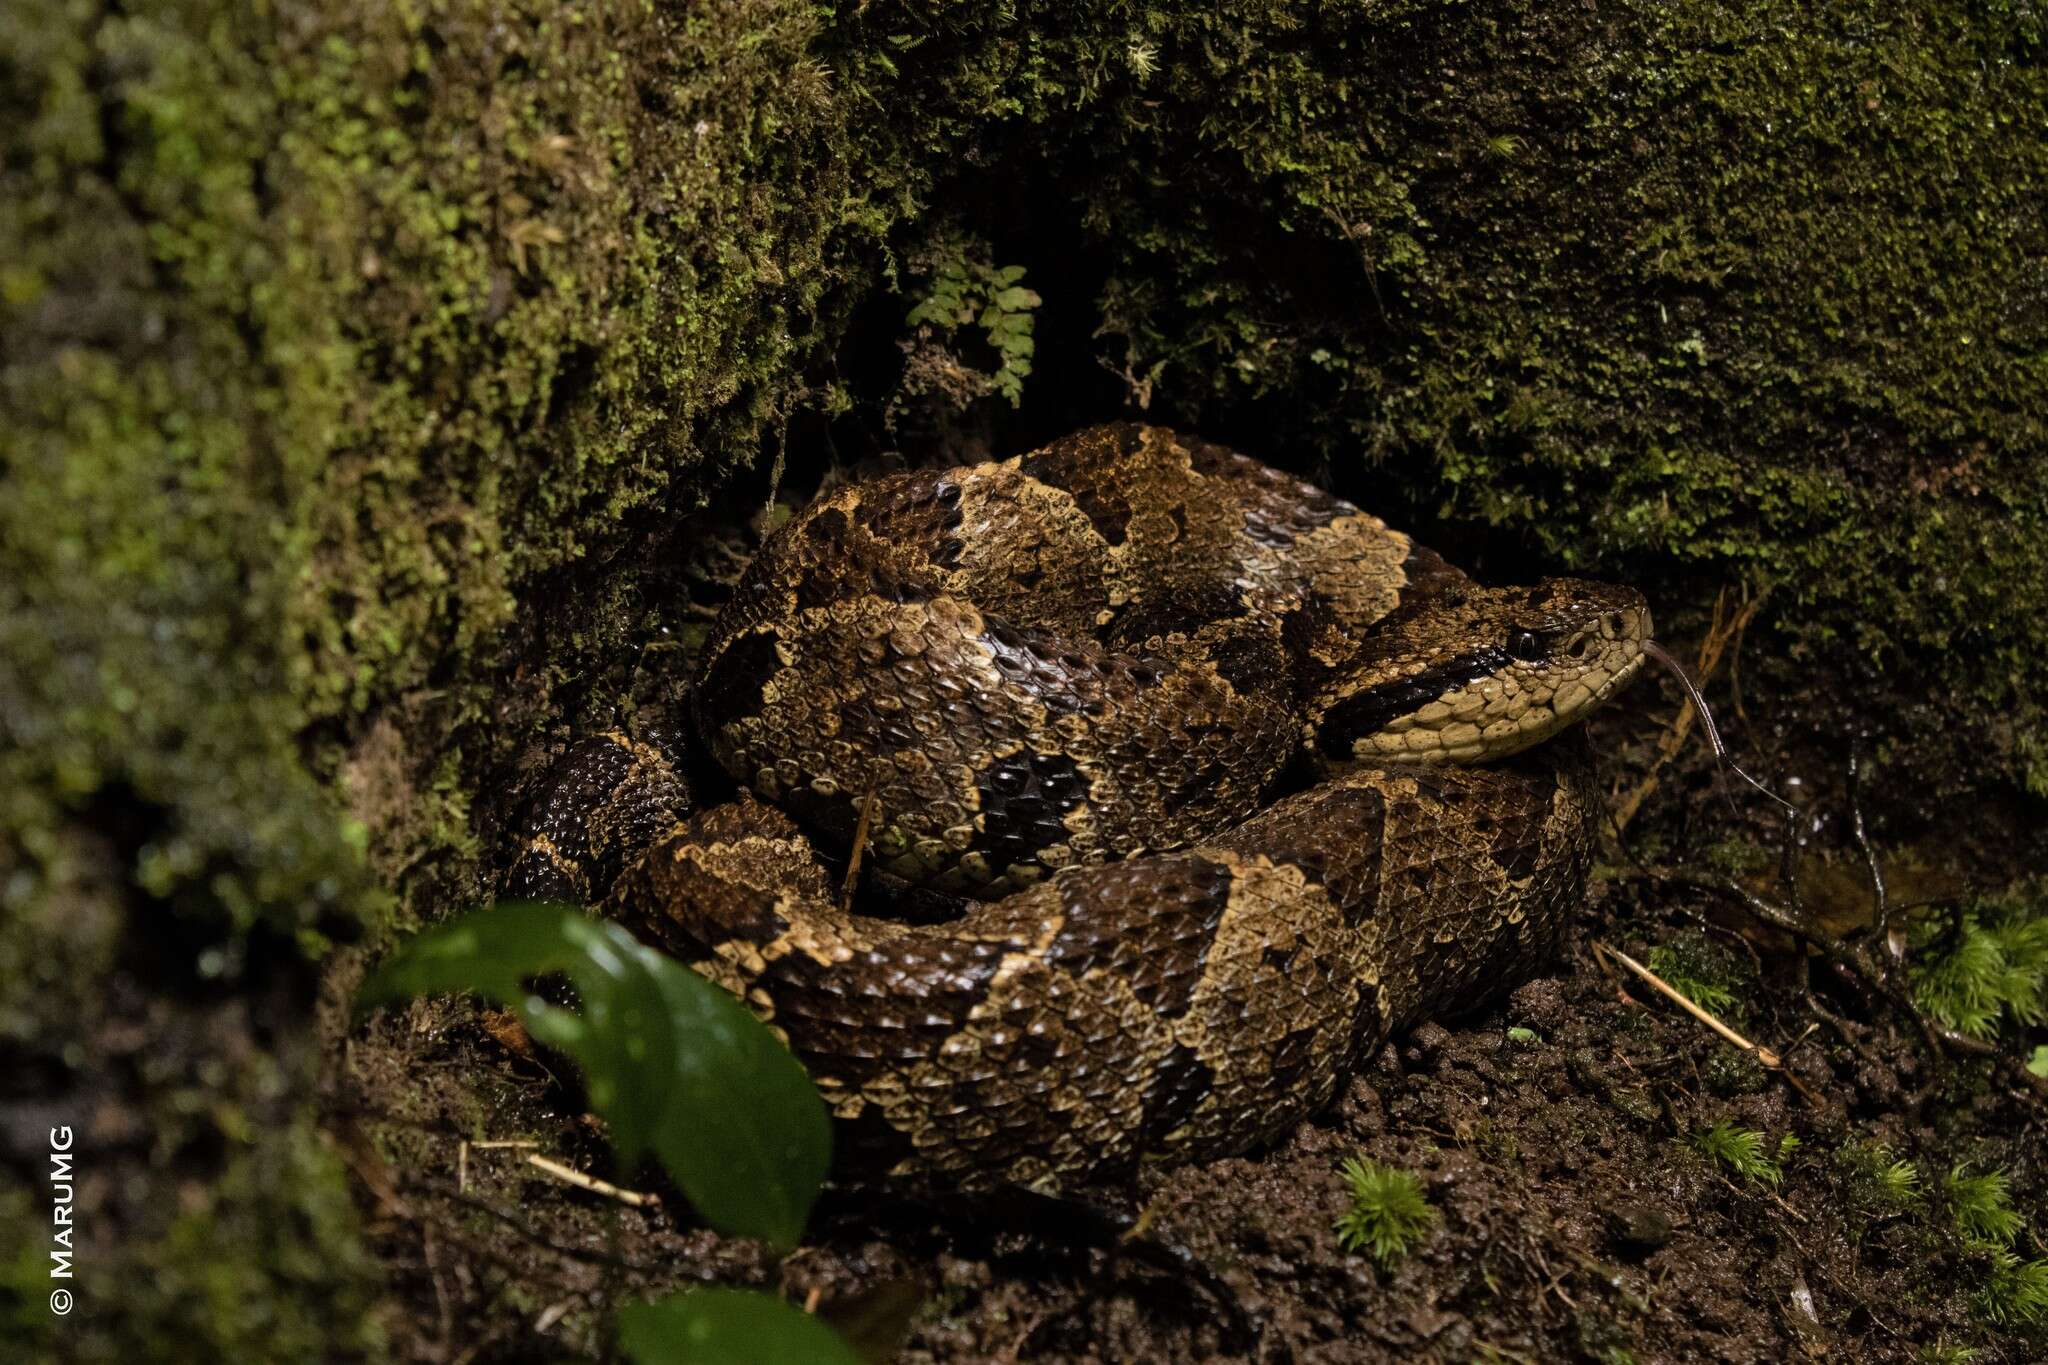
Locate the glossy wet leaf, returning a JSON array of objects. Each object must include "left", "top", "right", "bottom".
[
  {"left": 358, "top": 902, "right": 830, "bottom": 1249},
  {"left": 618, "top": 1289, "right": 865, "bottom": 1365}
]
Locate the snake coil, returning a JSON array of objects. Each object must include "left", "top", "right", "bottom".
[{"left": 508, "top": 424, "right": 1648, "bottom": 1191}]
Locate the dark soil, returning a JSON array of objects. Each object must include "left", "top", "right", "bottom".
[{"left": 330, "top": 498, "right": 2048, "bottom": 1365}]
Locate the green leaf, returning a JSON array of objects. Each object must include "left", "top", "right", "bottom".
[
  {"left": 992, "top": 285, "right": 1041, "bottom": 313},
  {"left": 642, "top": 944, "right": 830, "bottom": 1247},
  {"left": 2028, "top": 1044, "right": 2048, "bottom": 1077},
  {"left": 619, "top": 1290, "right": 865, "bottom": 1365},
  {"left": 358, "top": 903, "right": 831, "bottom": 1249}
]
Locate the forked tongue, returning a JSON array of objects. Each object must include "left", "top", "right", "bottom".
[{"left": 1640, "top": 641, "right": 1797, "bottom": 817}]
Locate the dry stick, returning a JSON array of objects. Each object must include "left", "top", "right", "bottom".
[
  {"left": 840, "top": 779, "right": 883, "bottom": 912},
  {"left": 1598, "top": 942, "right": 1782, "bottom": 1064},
  {"left": 346, "top": 1121, "right": 661, "bottom": 1277},
  {"left": 525, "top": 1153, "right": 662, "bottom": 1208},
  {"left": 1587, "top": 936, "right": 1634, "bottom": 1005},
  {"left": 1560, "top": 1247, "right": 1655, "bottom": 1316},
  {"left": 1596, "top": 942, "right": 1823, "bottom": 1108}
]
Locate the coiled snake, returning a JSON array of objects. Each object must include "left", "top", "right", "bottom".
[{"left": 508, "top": 424, "right": 1648, "bottom": 1192}]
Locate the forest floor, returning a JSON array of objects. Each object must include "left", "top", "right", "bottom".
[{"left": 328, "top": 566, "right": 2048, "bottom": 1365}]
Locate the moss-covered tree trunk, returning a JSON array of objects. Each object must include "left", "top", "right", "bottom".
[{"left": 4, "top": 1, "right": 2043, "bottom": 1357}]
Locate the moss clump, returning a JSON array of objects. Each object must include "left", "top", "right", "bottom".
[
  {"left": 1912, "top": 884, "right": 2048, "bottom": 1042},
  {"left": 1942, "top": 1166, "right": 2048, "bottom": 1332},
  {"left": 1947, "top": 1166, "right": 2026, "bottom": 1249},
  {"left": 1691, "top": 1120, "right": 1787, "bottom": 1187},
  {"left": 1647, "top": 934, "right": 1753, "bottom": 1024},
  {"left": 1837, "top": 1140, "right": 1925, "bottom": 1218},
  {"left": 0, "top": 1118, "right": 384, "bottom": 1363},
  {"left": 1334, "top": 1156, "right": 1435, "bottom": 1267}
]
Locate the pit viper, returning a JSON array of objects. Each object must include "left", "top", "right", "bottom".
[{"left": 507, "top": 424, "right": 1648, "bottom": 1191}]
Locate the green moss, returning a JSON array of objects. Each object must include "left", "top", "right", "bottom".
[
  {"left": 1940, "top": 1164, "right": 2048, "bottom": 1333},
  {"left": 1690, "top": 1120, "right": 1785, "bottom": 1187},
  {"left": 1836, "top": 1140, "right": 1925, "bottom": 1220},
  {"left": 1912, "top": 883, "right": 2048, "bottom": 1042},
  {"left": 1, "top": 1117, "right": 383, "bottom": 1363},
  {"left": 1647, "top": 934, "right": 1753, "bottom": 1024},
  {"left": 1334, "top": 1156, "right": 1436, "bottom": 1266}
]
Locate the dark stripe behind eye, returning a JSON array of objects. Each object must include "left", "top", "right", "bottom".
[{"left": 1316, "top": 648, "right": 1508, "bottom": 757}]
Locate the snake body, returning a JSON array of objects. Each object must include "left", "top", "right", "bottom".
[{"left": 509, "top": 424, "right": 1648, "bottom": 1191}]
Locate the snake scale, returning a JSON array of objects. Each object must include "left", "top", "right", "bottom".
[{"left": 507, "top": 424, "right": 1649, "bottom": 1192}]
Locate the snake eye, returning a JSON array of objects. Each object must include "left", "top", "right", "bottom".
[{"left": 1506, "top": 629, "right": 1546, "bottom": 663}]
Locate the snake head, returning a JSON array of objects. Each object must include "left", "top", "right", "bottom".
[{"left": 1309, "top": 577, "right": 1651, "bottom": 765}]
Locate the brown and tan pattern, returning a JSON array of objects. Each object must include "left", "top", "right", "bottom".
[{"left": 507, "top": 423, "right": 1649, "bottom": 1191}]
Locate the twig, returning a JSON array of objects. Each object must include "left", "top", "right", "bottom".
[
  {"left": 996, "top": 1307, "right": 1051, "bottom": 1364},
  {"left": 1586, "top": 938, "right": 1634, "bottom": 1005},
  {"left": 424, "top": 1222, "right": 455, "bottom": 1351},
  {"left": 1473, "top": 1341, "right": 1540, "bottom": 1365},
  {"left": 841, "top": 779, "right": 882, "bottom": 912},
  {"left": 1561, "top": 1247, "right": 1654, "bottom": 1315},
  {"left": 1596, "top": 942, "right": 1823, "bottom": 1107},
  {"left": 525, "top": 1153, "right": 662, "bottom": 1208},
  {"left": 1598, "top": 942, "right": 1781, "bottom": 1064}
]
